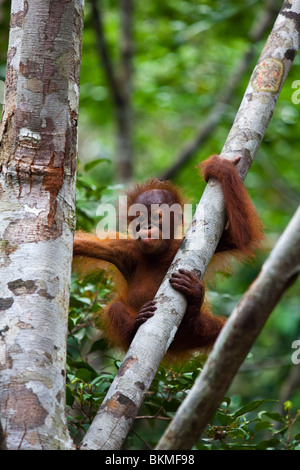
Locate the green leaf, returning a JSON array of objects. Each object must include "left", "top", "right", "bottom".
[
  {"left": 83, "top": 158, "right": 110, "bottom": 172},
  {"left": 254, "top": 420, "right": 273, "bottom": 433},
  {"left": 221, "top": 397, "right": 231, "bottom": 407},
  {"left": 228, "top": 428, "right": 249, "bottom": 440},
  {"left": 225, "top": 443, "right": 257, "bottom": 450},
  {"left": 66, "top": 386, "right": 75, "bottom": 407},
  {"left": 89, "top": 376, "right": 105, "bottom": 387},
  {"left": 83, "top": 392, "right": 92, "bottom": 401},
  {"left": 273, "top": 425, "right": 288, "bottom": 436},
  {"left": 216, "top": 412, "right": 233, "bottom": 426},
  {"left": 233, "top": 400, "right": 274, "bottom": 419},
  {"left": 72, "top": 361, "right": 97, "bottom": 373},
  {"left": 256, "top": 438, "right": 281, "bottom": 450},
  {"left": 261, "top": 411, "right": 283, "bottom": 423},
  {"left": 75, "top": 368, "right": 92, "bottom": 383}
]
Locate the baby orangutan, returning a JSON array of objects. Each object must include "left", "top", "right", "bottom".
[{"left": 73, "top": 155, "right": 263, "bottom": 359}]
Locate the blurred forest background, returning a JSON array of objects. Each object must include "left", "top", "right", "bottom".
[{"left": 0, "top": 0, "right": 300, "bottom": 449}]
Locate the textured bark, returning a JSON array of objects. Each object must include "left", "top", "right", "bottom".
[
  {"left": 0, "top": 0, "right": 84, "bottom": 450},
  {"left": 80, "top": 0, "right": 300, "bottom": 451},
  {"left": 157, "top": 205, "right": 300, "bottom": 450},
  {"left": 82, "top": 0, "right": 300, "bottom": 451}
]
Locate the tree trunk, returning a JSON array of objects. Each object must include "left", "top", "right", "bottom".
[
  {"left": 115, "top": 0, "right": 134, "bottom": 183},
  {"left": 80, "top": 0, "right": 300, "bottom": 450},
  {"left": 0, "top": 0, "right": 84, "bottom": 450},
  {"left": 91, "top": 0, "right": 134, "bottom": 183}
]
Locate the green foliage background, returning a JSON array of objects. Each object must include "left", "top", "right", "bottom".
[{"left": 1, "top": 0, "right": 300, "bottom": 450}]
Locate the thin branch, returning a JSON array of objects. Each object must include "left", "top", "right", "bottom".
[
  {"left": 90, "top": 0, "right": 123, "bottom": 107},
  {"left": 136, "top": 415, "right": 171, "bottom": 421},
  {"left": 279, "top": 364, "right": 300, "bottom": 413},
  {"left": 120, "top": 0, "right": 134, "bottom": 98},
  {"left": 130, "top": 428, "right": 153, "bottom": 450},
  {"left": 115, "top": 0, "right": 134, "bottom": 182},
  {"left": 90, "top": 0, "right": 134, "bottom": 182}
]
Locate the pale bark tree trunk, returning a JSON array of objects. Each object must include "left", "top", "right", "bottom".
[
  {"left": 0, "top": 0, "right": 84, "bottom": 450},
  {"left": 80, "top": 0, "right": 300, "bottom": 450},
  {"left": 157, "top": 204, "right": 300, "bottom": 450}
]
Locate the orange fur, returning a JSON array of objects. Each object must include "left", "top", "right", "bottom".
[
  {"left": 73, "top": 155, "right": 264, "bottom": 361},
  {"left": 200, "top": 155, "right": 264, "bottom": 257},
  {"left": 125, "top": 177, "right": 187, "bottom": 207}
]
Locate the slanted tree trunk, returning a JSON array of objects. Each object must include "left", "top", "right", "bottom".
[
  {"left": 80, "top": 0, "right": 300, "bottom": 450},
  {"left": 0, "top": 0, "right": 84, "bottom": 450},
  {"left": 157, "top": 204, "right": 300, "bottom": 450}
]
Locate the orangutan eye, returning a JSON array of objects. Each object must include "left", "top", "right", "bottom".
[
  {"left": 138, "top": 215, "right": 146, "bottom": 226},
  {"left": 151, "top": 213, "right": 160, "bottom": 225}
]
